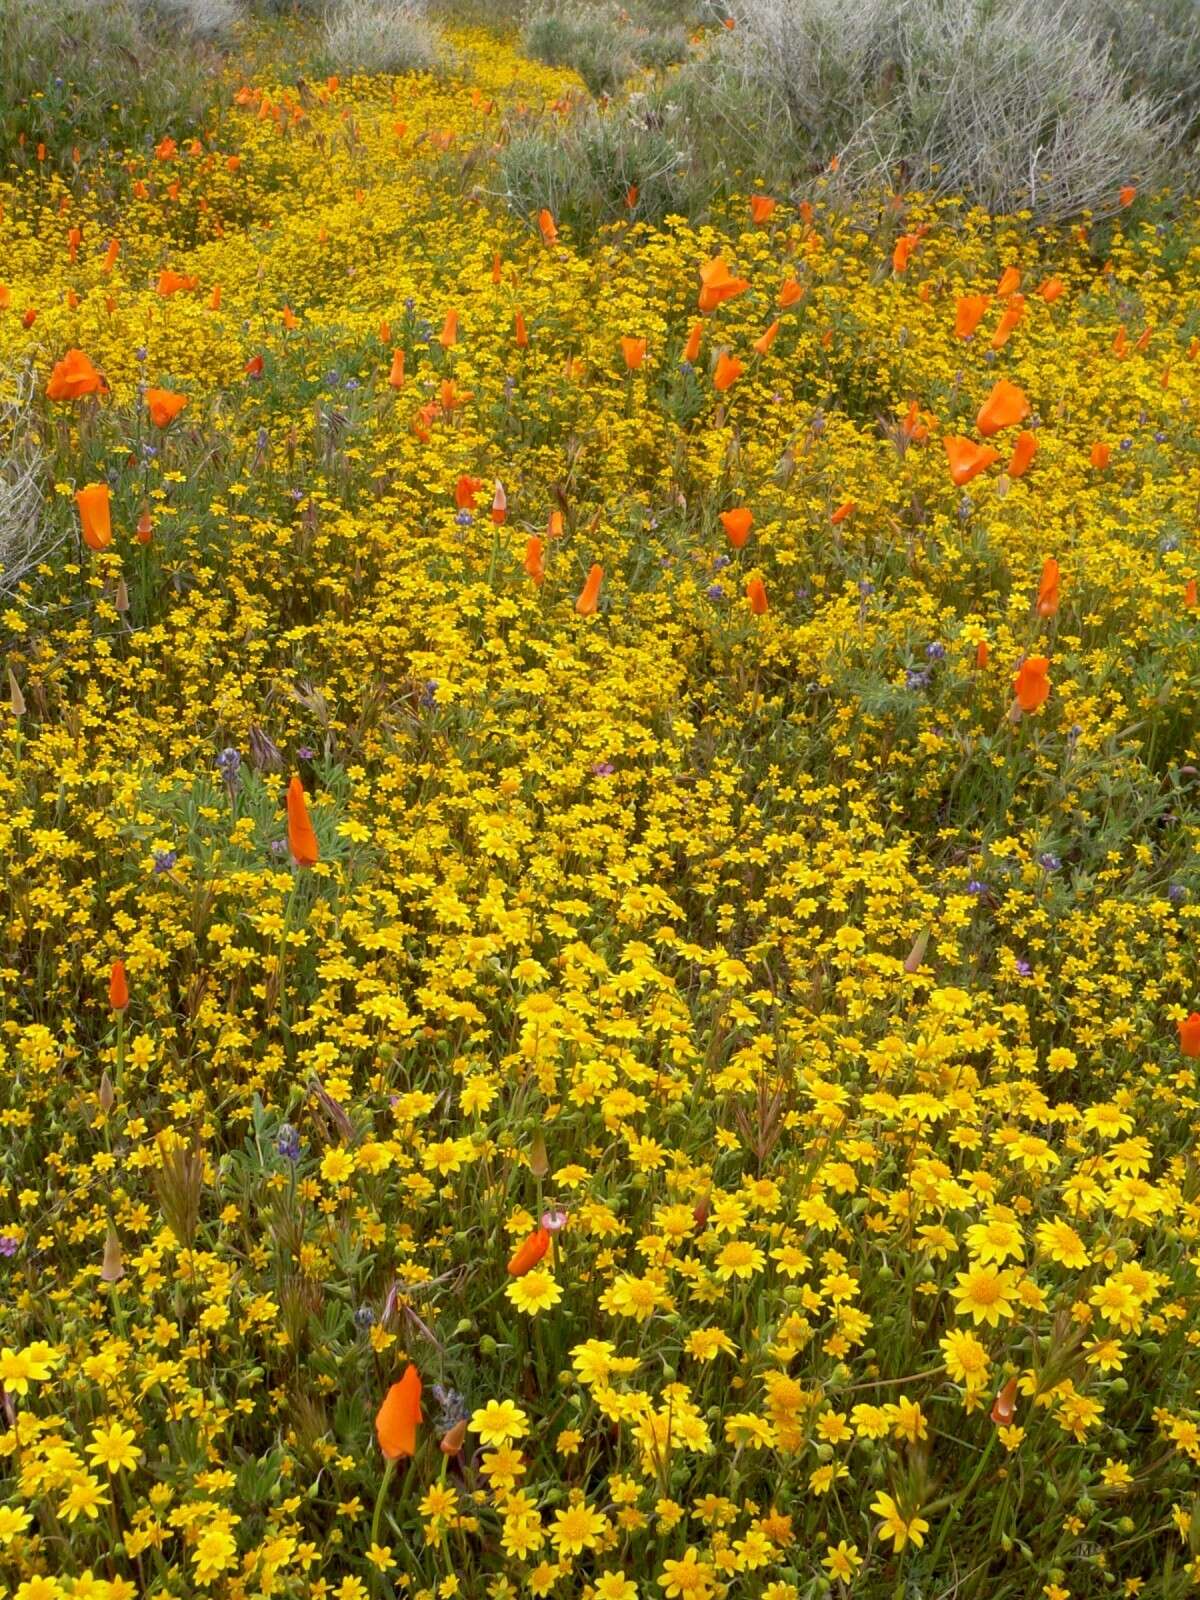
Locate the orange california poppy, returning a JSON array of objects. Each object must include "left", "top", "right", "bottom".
[
  {"left": 491, "top": 481, "right": 507, "bottom": 524},
  {"left": 439, "top": 379, "right": 473, "bottom": 412},
  {"left": 753, "top": 320, "right": 780, "bottom": 355},
  {"left": 209, "top": 284, "right": 222, "bottom": 310},
  {"left": 491, "top": 251, "right": 502, "bottom": 284},
  {"left": 749, "top": 194, "right": 777, "bottom": 224},
  {"left": 376, "top": 1365, "right": 422, "bottom": 1460},
  {"left": 576, "top": 564, "right": 603, "bottom": 616},
  {"left": 547, "top": 509, "right": 564, "bottom": 540},
  {"left": 538, "top": 209, "right": 558, "bottom": 246},
  {"left": 136, "top": 510, "right": 153, "bottom": 545},
  {"left": 47, "top": 348, "right": 107, "bottom": 402},
  {"left": 286, "top": 775, "right": 319, "bottom": 867},
  {"left": 75, "top": 484, "right": 112, "bottom": 551},
  {"left": 22, "top": 308, "right": 36, "bottom": 329},
  {"left": 697, "top": 257, "right": 749, "bottom": 312},
  {"left": 892, "top": 233, "right": 918, "bottom": 273},
  {"left": 626, "top": 184, "right": 639, "bottom": 209},
  {"left": 1039, "top": 276, "right": 1064, "bottom": 303},
  {"left": 621, "top": 336, "right": 647, "bottom": 371},
  {"left": 900, "top": 400, "right": 929, "bottom": 444},
  {"left": 831, "top": 499, "right": 855, "bottom": 525},
  {"left": 514, "top": 309, "right": 529, "bottom": 348},
  {"left": 996, "top": 266, "right": 1021, "bottom": 297},
  {"left": 1013, "top": 656, "right": 1050, "bottom": 713},
  {"left": 388, "top": 349, "right": 406, "bottom": 388},
  {"left": 439, "top": 309, "right": 458, "bottom": 348},
  {"left": 1090, "top": 441, "right": 1111, "bottom": 469},
  {"left": 102, "top": 239, "right": 119, "bottom": 274},
  {"left": 778, "top": 277, "right": 804, "bottom": 309},
  {"left": 713, "top": 353, "right": 743, "bottom": 393},
  {"left": 1179, "top": 1013, "right": 1200, "bottom": 1056},
  {"left": 1112, "top": 326, "right": 1128, "bottom": 358},
  {"left": 67, "top": 226, "right": 81, "bottom": 263},
  {"left": 990, "top": 1377, "right": 1019, "bottom": 1427},
  {"left": 975, "top": 639, "right": 989, "bottom": 669},
  {"left": 976, "top": 378, "right": 1030, "bottom": 437},
  {"left": 746, "top": 575, "right": 768, "bottom": 615},
  {"left": 683, "top": 321, "right": 703, "bottom": 364},
  {"left": 1119, "top": 184, "right": 1137, "bottom": 207},
  {"left": 1186, "top": 579, "right": 1197, "bottom": 609},
  {"left": 245, "top": 354, "right": 265, "bottom": 378},
  {"left": 454, "top": 474, "right": 482, "bottom": 510},
  {"left": 1036, "top": 557, "right": 1060, "bottom": 618},
  {"left": 954, "top": 294, "right": 990, "bottom": 338},
  {"left": 943, "top": 435, "right": 999, "bottom": 487},
  {"left": 719, "top": 508, "right": 753, "bottom": 549},
  {"left": 523, "top": 536, "right": 545, "bottom": 586},
  {"left": 991, "top": 294, "right": 1025, "bottom": 349},
  {"left": 109, "top": 960, "right": 129, "bottom": 1013},
  {"left": 146, "top": 388, "right": 188, "bottom": 428},
  {"left": 507, "top": 1226, "right": 550, "bottom": 1275},
  {"left": 1135, "top": 325, "right": 1152, "bottom": 353},
  {"left": 156, "top": 269, "right": 197, "bottom": 297},
  {"left": 1007, "top": 429, "right": 1037, "bottom": 478}
]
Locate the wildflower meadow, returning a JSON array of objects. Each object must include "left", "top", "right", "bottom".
[{"left": 2, "top": 5, "right": 1200, "bottom": 1599}]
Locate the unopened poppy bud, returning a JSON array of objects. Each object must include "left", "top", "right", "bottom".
[
  {"left": 99, "top": 1070, "right": 115, "bottom": 1114},
  {"left": 440, "top": 1419, "right": 467, "bottom": 1455}
]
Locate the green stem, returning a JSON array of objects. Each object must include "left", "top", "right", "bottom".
[{"left": 370, "top": 1457, "right": 397, "bottom": 1549}]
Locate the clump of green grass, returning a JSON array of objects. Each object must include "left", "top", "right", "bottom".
[
  {"left": 0, "top": 0, "right": 231, "bottom": 167},
  {"left": 522, "top": 1, "right": 688, "bottom": 97},
  {"left": 320, "top": 0, "right": 446, "bottom": 77}
]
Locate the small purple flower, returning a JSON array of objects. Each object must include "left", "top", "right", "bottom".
[
  {"left": 277, "top": 1123, "right": 301, "bottom": 1161},
  {"left": 1120, "top": 437, "right": 1133, "bottom": 451},
  {"left": 707, "top": 583, "right": 726, "bottom": 601},
  {"left": 591, "top": 761, "right": 615, "bottom": 777},
  {"left": 1154, "top": 430, "right": 1168, "bottom": 443},
  {"left": 926, "top": 641, "right": 945, "bottom": 662},
  {"left": 135, "top": 346, "right": 148, "bottom": 362},
  {"left": 354, "top": 1305, "right": 376, "bottom": 1330},
  {"left": 503, "top": 376, "right": 516, "bottom": 400},
  {"left": 296, "top": 746, "right": 315, "bottom": 762},
  {"left": 216, "top": 747, "right": 242, "bottom": 791},
  {"left": 455, "top": 509, "right": 473, "bottom": 526},
  {"left": 0, "top": 1237, "right": 18, "bottom": 1258},
  {"left": 1015, "top": 958, "right": 1033, "bottom": 976},
  {"left": 269, "top": 838, "right": 288, "bottom": 859},
  {"left": 419, "top": 680, "right": 438, "bottom": 710},
  {"left": 713, "top": 554, "right": 730, "bottom": 571},
  {"left": 541, "top": 1208, "right": 568, "bottom": 1233},
  {"left": 958, "top": 496, "right": 973, "bottom": 519},
  {"left": 858, "top": 579, "right": 874, "bottom": 596},
  {"left": 1038, "top": 852, "right": 1061, "bottom": 873},
  {"left": 966, "top": 880, "right": 989, "bottom": 896},
  {"left": 153, "top": 849, "right": 178, "bottom": 875},
  {"left": 678, "top": 360, "right": 693, "bottom": 375},
  {"left": 906, "top": 667, "right": 931, "bottom": 691},
  {"left": 1160, "top": 535, "right": 1180, "bottom": 554},
  {"left": 1168, "top": 883, "right": 1187, "bottom": 906}
]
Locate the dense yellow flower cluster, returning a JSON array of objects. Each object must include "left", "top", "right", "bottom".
[{"left": 0, "top": 24, "right": 1198, "bottom": 1600}]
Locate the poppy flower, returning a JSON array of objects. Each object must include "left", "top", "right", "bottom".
[
  {"left": 136, "top": 510, "right": 153, "bottom": 545},
  {"left": 1186, "top": 579, "right": 1197, "bottom": 609},
  {"left": 439, "top": 309, "right": 458, "bottom": 348},
  {"left": 244, "top": 354, "right": 265, "bottom": 379},
  {"left": 286, "top": 775, "right": 319, "bottom": 867},
  {"left": 491, "top": 251, "right": 502, "bottom": 284},
  {"left": 892, "top": 233, "right": 918, "bottom": 273},
  {"left": 719, "top": 508, "right": 752, "bottom": 549},
  {"left": 990, "top": 1377, "right": 1019, "bottom": 1427},
  {"left": 943, "top": 435, "right": 998, "bottom": 486},
  {"left": 523, "top": 536, "right": 545, "bottom": 586},
  {"left": 507, "top": 1226, "right": 550, "bottom": 1275},
  {"left": 625, "top": 183, "right": 639, "bottom": 209},
  {"left": 753, "top": 320, "right": 780, "bottom": 355},
  {"left": 102, "top": 239, "right": 119, "bottom": 274},
  {"left": 975, "top": 639, "right": 989, "bottom": 669},
  {"left": 576, "top": 564, "right": 603, "bottom": 616},
  {"left": 991, "top": 294, "right": 1025, "bottom": 349},
  {"left": 621, "top": 337, "right": 646, "bottom": 371},
  {"left": 778, "top": 277, "right": 804, "bottom": 309},
  {"left": 75, "top": 484, "right": 112, "bottom": 551},
  {"left": 683, "top": 321, "right": 703, "bottom": 364},
  {"left": 954, "top": 294, "right": 990, "bottom": 338},
  {"left": 156, "top": 269, "right": 197, "bottom": 296},
  {"left": 1112, "top": 326, "right": 1128, "bottom": 358},
  {"left": 455, "top": 475, "right": 482, "bottom": 510},
  {"left": 831, "top": 499, "right": 855, "bottom": 525},
  {"left": 1119, "top": 184, "right": 1137, "bottom": 207},
  {"left": 1178, "top": 1013, "right": 1200, "bottom": 1057},
  {"left": 713, "top": 353, "right": 743, "bottom": 393},
  {"left": 491, "top": 481, "right": 507, "bottom": 524},
  {"left": 749, "top": 194, "right": 776, "bottom": 224},
  {"left": 1090, "top": 441, "right": 1111, "bottom": 469},
  {"left": 697, "top": 257, "right": 749, "bottom": 312},
  {"left": 376, "top": 1364, "right": 422, "bottom": 1460},
  {"left": 547, "top": 509, "right": 563, "bottom": 540},
  {"left": 388, "top": 349, "right": 405, "bottom": 388},
  {"left": 146, "top": 388, "right": 188, "bottom": 428},
  {"left": 1013, "top": 656, "right": 1050, "bottom": 713},
  {"left": 67, "top": 226, "right": 81, "bottom": 263},
  {"left": 514, "top": 309, "right": 528, "bottom": 348},
  {"left": 900, "top": 400, "right": 929, "bottom": 444},
  {"left": 1008, "top": 430, "right": 1037, "bottom": 478},
  {"left": 537, "top": 209, "right": 557, "bottom": 246},
  {"left": 996, "top": 266, "right": 1021, "bottom": 297},
  {"left": 1039, "top": 276, "right": 1064, "bottom": 303},
  {"left": 976, "top": 378, "right": 1029, "bottom": 437},
  {"left": 439, "top": 379, "right": 472, "bottom": 412},
  {"left": 109, "top": 960, "right": 129, "bottom": 1013},
  {"left": 47, "top": 348, "right": 107, "bottom": 402},
  {"left": 746, "top": 575, "right": 768, "bottom": 615},
  {"left": 1034, "top": 557, "right": 1060, "bottom": 619},
  {"left": 209, "top": 284, "right": 222, "bottom": 310}
]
